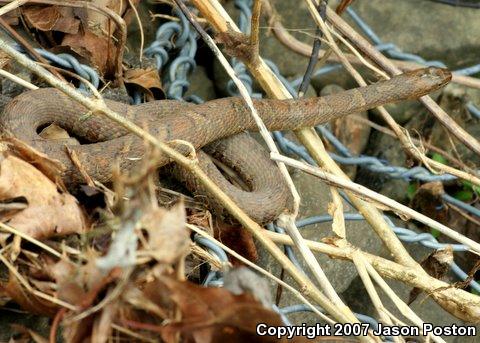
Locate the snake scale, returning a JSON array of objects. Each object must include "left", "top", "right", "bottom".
[{"left": 0, "top": 67, "right": 451, "bottom": 223}]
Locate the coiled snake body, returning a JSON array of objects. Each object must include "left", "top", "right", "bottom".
[{"left": 0, "top": 68, "right": 451, "bottom": 223}]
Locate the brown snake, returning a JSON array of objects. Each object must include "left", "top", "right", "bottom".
[{"left": 0, "top": 67, "right": 451, "bottom": 223}]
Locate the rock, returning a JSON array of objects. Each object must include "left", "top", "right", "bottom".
[
  {"left": 185, "top": 66, "right": 217, "bottom": 101},
  {"left": 355, "top": 129, "right": 411, "bottom": 203},
  {"left": 351, "top": 0, "right": 480, "bottom": 68},
  {"left": 256, "top": 170, "right": 384, "bottom": 324},
  {"left": 126, "top": 1, "right": 158, "bottom": 55},
  {"left": 258, "top": 0, "right": 316, "bottom": 77}
]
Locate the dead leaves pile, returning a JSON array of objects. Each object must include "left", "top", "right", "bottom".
[
  {"left": 0, "top": 139, "right": 87, "bottom": 239},
  {"left": 4, "top": 1, "right": 138, "bottom": 79},
  {"left": 0, "top": 141, "right": 295, "bottom": 342}
]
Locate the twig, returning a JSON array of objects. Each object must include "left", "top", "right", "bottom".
[
  {"left": 174, "top": 0, "right": 299, "bottom": 215},
  {"left": 328, "top": 28, "right": 388, "bottom": 79},
  {"left": 0, "top": 36, "right": 351, "bottom": 324},
  {"left": 261, "top": 6, "right": 480, "bottom": 89},
  {"left": 0, "top": 0, "right": 28, "bottom": 16},
  {"left": 176, "top": 0, "right": 359, "bottom": 324},
  {"left": 270, "top": 151, "right": 480, "bottom": 254},
  {"left": 351, "top": 252, "right": 402, "bottom": 343},
  {"left": 336, "top": 0, "right": 355, "bottom": 14},
  {"left": 297, "top": 0, "right": 420, "bottom": 268},
  {"left": 364, "top": 262, "right": 445, "bottom": 343},
  {"left": 297, "top": 0, "right": 327, "bottom": 97},
  {"left": 111, "top": 324, "right": 157, "bottom": 343},
  {"left": 297, "top": 0, "right": 347, "bottom": 248},
  {"left": 0, "top": 67, "right": 37, "bottom": 89},
  {"left": 349, "top": 115, "right": 473, "bottom": 173},
  {"left": 36, "top": 61, "right": 101, "bottom": 97},
  {"left": 0, "top": 222, "right": 61, "bottom": 258},
  {"left": 0, "top": 252, "right": 77, "bottom": 310},
  {"left": 315, "top": 9, "right": 480, "bottom": 185},
  {"left": 249, "top": 0, "right": 261, "bottom": 61},
  {"left": 49, "top": 308, "right": 65, "bottom": 343},
  {"left": 264, "top": 230, "right": 480, "bottom": 322}
]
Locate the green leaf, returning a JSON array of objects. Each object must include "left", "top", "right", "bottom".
[
  {"left": 430, "top": 228, "right": 441, "bottom": 238},
  {"left": 431, "top": 153, "right": 447, "bottom": 165},
  {"left": 453, "top": 190, "right": 474, "bottom": 202},
  {"left": 462, "top": 180, "right": 473, "bottom": 189},
  {"left": 407, "top": 183, "right": 417, "bottom": 201}
]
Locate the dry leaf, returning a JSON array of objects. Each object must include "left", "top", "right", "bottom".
[
  {"left": 62, "top": 30, "right": 116, "bottom": 76},
  {"left": 142, "top": 277, "right": 304, "bottom": 343},
  {"left": 408, "top": 246, "right": 453, "bottom": 305},
  {"left": 410, "top": 181, "right": 447, "bottom": 224},
  {"left": 4, "top": 270, "right": 58, "bottom": 316},
  {"left": 39, "top": 123, "right": 80, "bottom": 145},
  {"left": 3, "top": 137, "right": 65, "bottom": 188},
  {"left": 124, "top": 68, "right": 164, "bottom": 101},
  {"left": 142, "top": 201, "right": 190, "bottom": 263},
  {"left": 0, "top": 153, "right": 87, "bottom": 239},
  {"left": 23, "top": 5, "right": 80, "bottom": 34}
]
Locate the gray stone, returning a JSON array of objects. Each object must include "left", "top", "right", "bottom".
[
  {"left": 355, "top": 129, "right": 411, "bottom": 204},
  {"left": 185, "top": 66, "right": 217, "bottom": 101},
  {"left": 258, "top": 0, "right": 316, "bottom": 77},
  {"left": 351, "top": 0, "right": 480, "bottom": 68}
]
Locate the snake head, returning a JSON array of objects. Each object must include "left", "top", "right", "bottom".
[{"left": 419, "top": 67, "right": 452, "bottom": 91}]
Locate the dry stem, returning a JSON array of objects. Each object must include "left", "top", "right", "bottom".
[{"left": 271, "top": 151, "right": 480, "bottom": 254}]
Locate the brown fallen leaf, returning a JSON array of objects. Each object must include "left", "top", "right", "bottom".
[
  {"left": 22, "top": 5, "right": 80, "bottom": 34},
  {"left": 408, "top": 246, "right": 453, "bottom": 305},
  {"left": 0, "top": 152, "right": 87, "bottom": 239},
  {"left": 61, "top": 30, "right": 116, "bottom": 76},
  {"left": 124, "top": 68, "right": 165, "bottom": 101},
  {"left": 410, "top": 181, "right": 448, "bottom": 224},
  {"left": 213, "top": 220, "right": 257, "bottom": 265},
  {"left": 142, "top": 276, "right": 308, "bottom": 343},
  {"left": 2, "top": 137, "right": 65, "bottom": 188},
  {"left": 142, "top": 200, "right": 190, "bottom": 264},
  {"left": 38, "top": 123, "right": 80, "bottom": 147},
  {"left": 3, "top": 270, "right": 58, "bottom": 316}
]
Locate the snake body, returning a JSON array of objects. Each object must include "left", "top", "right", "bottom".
[{"left": 0, "top": 67, "right": 451, "bottom": 222}]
